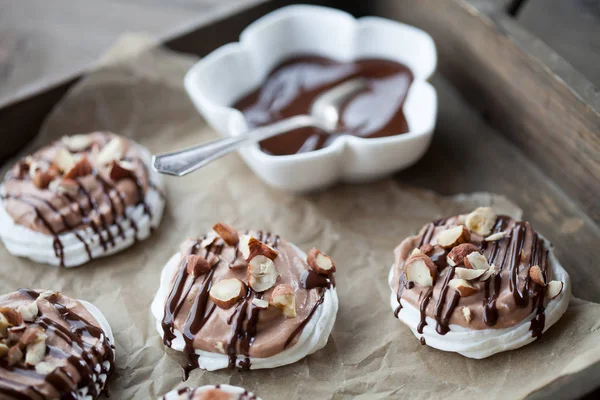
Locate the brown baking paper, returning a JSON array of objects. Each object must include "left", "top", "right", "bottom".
[{"left": 1, "top": 35, "right": 599, "bottom": 399}]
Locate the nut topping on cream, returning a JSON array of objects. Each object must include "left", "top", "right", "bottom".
[
  {"left": 270, "top": 284, "right": 297, "bottom": 318},
  {"left": 248, "top": 237, "right": 278, "bottom": 261},
  {"left": 96, "top": 137, "right": 125, "bottom": 165},
  {"left": 210, "top": 279, "right": 247, "bottom": 309},
  {"left": 546, "top": 281, "right": 563, "bottom": 299},
  {"left": 392, "top": 208, "right": 567, "bottom": 344},
  {"left": 61, "top": 134, "right": 93, "bottom": 152},
  {"left": 403, "top": 253, "right": 436, "bottom": 287},
  {"left": 465, "top": 207, "right": 497, "bottom": 236},
  {"left": 446, "top": 243, "right": 480, "bottom": 267},
  {"left": 0, "top": 289, "right": 114, "bottom": 397},
  {"left": 464, "top": 252, "right": 491, "bottom": 270},
  {"left": 436, "top": 225, "right": 471, "bottom": 249},
  {"left": 186, "top": 254, "right": 212, "bottom": 276},
  {"left": 1, "top": 132, "right": 161, "bottom": 267},
  {"left": 213, "top": 223, "right": 239, "bottom": 246},
  {"left": 448, "top": 278, "right": 478, "bottom": 297},
  {"left": 156, "top": 224, "right": 337, "bottom": 373},
  {"left": 247, "top": 256, "right": 279, "bottom": 292},
  {"left": 529, "top": 265, "right": 546, "bottom": 286},
  {"left": 454, "top": 267, "right": 486, "bottom": 281},
  {"left": 307, "top": 248, "right": 336, "bottom": 275}
]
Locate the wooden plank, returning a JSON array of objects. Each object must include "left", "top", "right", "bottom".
[
  {"left": 375, "top": 0, "right": 600, "bottom": 225},
  {"left": 518, "top": 0, "right": 600, "bottom": 88},
  {"left": 0, "top": 0, "right": 271, "bottom": 164},
  {"left": 0, "top": 0, "right": 268, "bottom": 107}
]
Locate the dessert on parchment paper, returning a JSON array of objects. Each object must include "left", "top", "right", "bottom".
[
  {"left": 389, "top": 207, "right": 570, "bottom": 358},
  {"left": 151, "top": 223, "right": 338, "bottom": 374},
  {"left": 0, "top": 132, "right": 165, "bottom": 267},
  {"left": 0, "top": 289, "right": 114, "bottom": 399},
  {"left": 160, "top": 384, "right": 261, "bottom": 400}
]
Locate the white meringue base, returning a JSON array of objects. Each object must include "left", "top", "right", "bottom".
[
  {"left": 161, "top": 384, "right": 261, "bottom": 400},
  {"left": 388, "top": 239, "right": 571, "bottom": 359},
  {"left": 76, "top": 300, "right": 115, "bottom": 400},
  {"left": 151, "top": 244, "right": 338, "bottom": 371},
  {"left": 0, "top": 146, "right": 165, "bottom": 267}
]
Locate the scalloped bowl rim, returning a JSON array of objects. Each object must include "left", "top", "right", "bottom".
[{"left": 184, "top": 4, "right": 437, "bottom": 167}]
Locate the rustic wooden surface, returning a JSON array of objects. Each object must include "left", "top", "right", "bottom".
[
  {"left": 0, "top": 0, "right": 270, "bottom": 164},
  {"left": 518, "top": 0, "right": 600, "bottom": 88},
  {"left": 0, "top": 0, "right": 598, "bottom": 397},
  {"left": 0, "top": 0, "right": 267, "bottom": 106},
  {"left": 377, "top": 0, "right": 600, "bottom": 228},
  {"left": 1, "top": 0, "right": 598, "bottom": 301}
]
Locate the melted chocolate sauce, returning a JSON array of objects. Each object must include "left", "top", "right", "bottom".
[
  {"left": 396, "top": 219, "right": 446, "bottom": 319},
  {"left": 301, "top": 270, "right": 332, "bottom": 290},
  {"left": 394, "top": 277, "right": 413, "bottom": 318},
  {"left": 509, "top": 222, "right": 529, "bottom": 307},
  {"left": 162, "top": 239, "right": 202, "bottom": 347},
  {"left": 284, "top": 293, "right": 325, "bottom": 349},
  {"left": 429, "top": 250, "right": 448, "bottom": 271},
  {"left": 528, "top": 234, "right": 549, "bottom": 337},
  {"left": 0, "top": 290, "right": 114, "bottom": 399},
  {"left": 482, "top": 217, "right": 510, "bottom": 326},
  {"left": 417, "top": 288, "right": 433, "bottom": 334},
  {"left": 433, "top": 268, "right": 456, "bottom": 335},
  {"left": 234, "top": 55, "right": 414, "bottom": 155}
]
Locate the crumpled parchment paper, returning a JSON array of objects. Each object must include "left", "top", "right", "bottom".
[{"left": 1, "top": 35, "right": 599, "bottom": 400}]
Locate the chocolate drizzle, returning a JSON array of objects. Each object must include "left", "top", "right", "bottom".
[
  {"left": 433, "top": 267, "right": 456, "bottom": 335},
  {"left": 397, "top": 214, "right": 555, "bottom": 339},
  {"left": 162, "top": 230, "right": 332, "bottom": 376},
  {"left": 481, "top": 217, "right": 510, "bottom": 326},
  {"left": 0, "top": 135, "right": 155, "bottom": 266},
  {"left": 284, "top": 293, "right": 325, "bottom": 349},
  {"left": 417, "top": 288, "right": 433, "bottom": 334},
  {"left": 396, "top": 218, "right": 446, "bottom": 319},
  {"left": 301, "top": 270, "right": 333, "bottom": 290},
  {"left": 0, "top": 290, "right": 114, "bottom": 399},
  {"left": 528, "top": 234, "right": 549, "bottom": 337}
]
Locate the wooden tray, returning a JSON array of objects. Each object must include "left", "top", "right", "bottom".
[{"left": 0, "top": 0, "right": 598, "bottom": 398}]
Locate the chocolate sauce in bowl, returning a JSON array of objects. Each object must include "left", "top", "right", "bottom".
[{"left": 234, "top": 55, "right": 414, "bottom": 155}]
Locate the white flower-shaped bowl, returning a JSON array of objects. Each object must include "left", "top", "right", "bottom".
[{"left": 184, "top": 5, "right": 437, "bottom": 192}]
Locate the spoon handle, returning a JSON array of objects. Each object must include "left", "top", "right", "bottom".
[{"left": 152, "top": 115, "right": 318, "bottom": 176}]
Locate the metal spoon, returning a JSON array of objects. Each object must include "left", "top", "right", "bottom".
[{"left": 152, "top": 78, "right": 368, "bottom": 177}]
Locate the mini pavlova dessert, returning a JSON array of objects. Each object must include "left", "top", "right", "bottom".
[
  {"left": 389, "top": 207, "right": 570, "bottom": 359},
  {"left": 0, "top": 132, "right": 165, "bottom": 267},
  {"left": 0, "top": 289, "right": 114, "bottom": 399},
  {"left": 160, "top": 384, "right": 261, "bottom": 400},
  {"left": 151, "top": 223, "right": 338, "bottom": 374}
]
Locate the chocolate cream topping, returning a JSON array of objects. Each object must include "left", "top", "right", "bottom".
[
  {"left": 171, "top": 385, "right": 257, "bottom": 400},
  {"left": 391, "top": 214, "right": 556, "bottom": 337},
  {"left": 160, "top": 230, "right": 335, "bottom": 375},
  {"left": 1, "top": 132, "right": 158, "bottom": 266},
  {"left": 0, "top": 289, "right": 114, "bottom": 400},
  {"left": 234, "top": 55, "right": 414, "bottom": 155}
]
